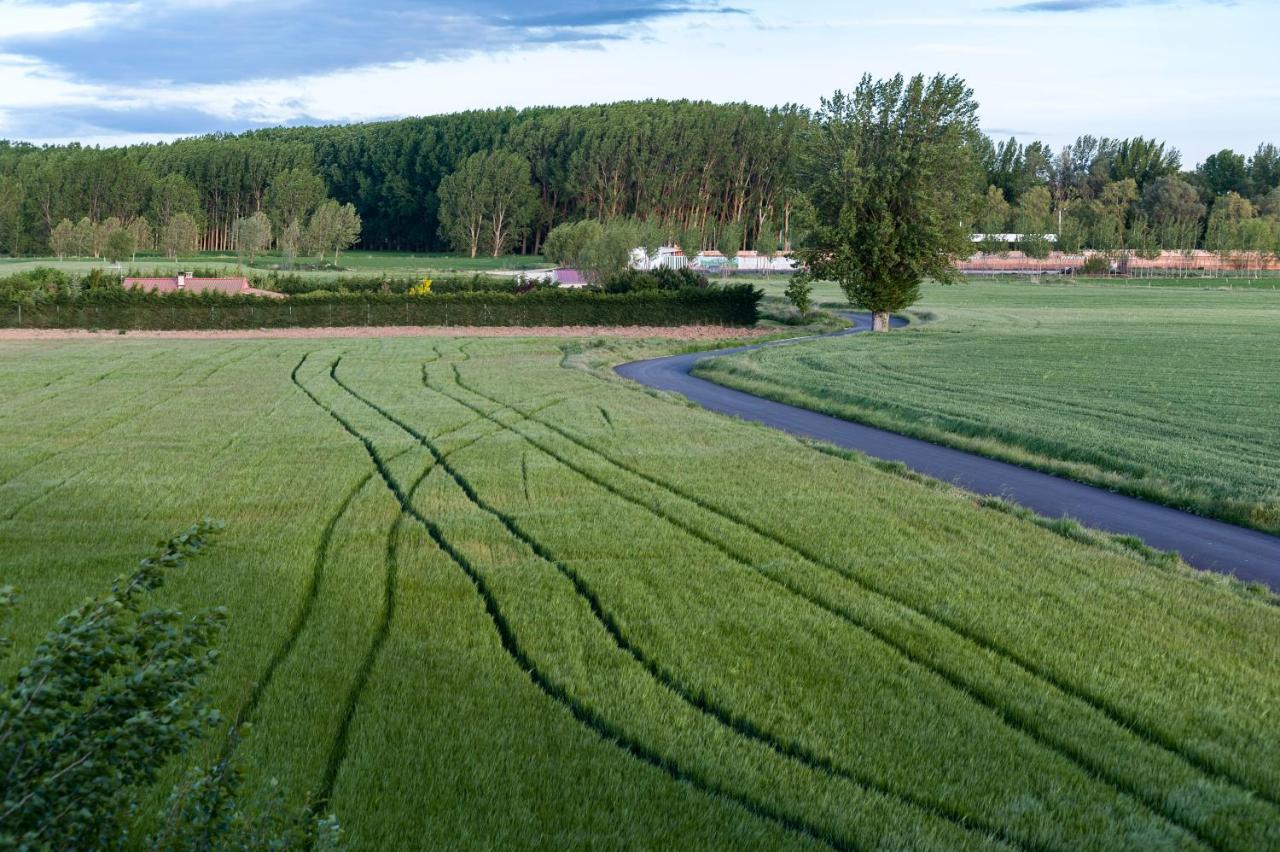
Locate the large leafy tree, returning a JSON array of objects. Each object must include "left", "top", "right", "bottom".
[
  {"left": 1198, "top": 149, "right": 1251, "bottom": 199},
  {"left": 305, "top": 199, "right": 361, "bottom": 263},
  {"left": 437, "top": 150, "right": 536, "bottom": 257},
  {"left": 796, "top": 74, "right": 981, "bottom": 331}
]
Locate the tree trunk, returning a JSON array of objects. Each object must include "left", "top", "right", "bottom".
[{"left": 872, "top": 311, "right": 891, "bottom": 332}]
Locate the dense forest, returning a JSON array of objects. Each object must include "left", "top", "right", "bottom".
[{"left": 0, "top": 100, "right": 1277, "bottom": 258}]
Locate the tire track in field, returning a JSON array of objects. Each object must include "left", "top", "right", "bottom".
[
  {"left": 223, "top": 359, "right": 547, "bottom": 769},
  {"left": 316, "top": 468, "right": 428, "bottom": 806},
  {"left": 462, "top": 358, "right": 1280, "bottom": 801},
  {"left": 331, "top": 360, "right": 1036, "bottom": 851},
  {"left": 440, "top": 363, "right": 1270, "bottom": 851},
  {"left": 225, "top": 464, "right": 383, "bottom": 742},
  {"left": 290, "top": 356, "right": 852, "bottom": 852},
  {"left": 1, "top": 345, "right": 267, "bottom": 522}
]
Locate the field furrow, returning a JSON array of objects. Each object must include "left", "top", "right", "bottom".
[{"left": 422, "top": 352, "right": 1279, "bottom": 849}]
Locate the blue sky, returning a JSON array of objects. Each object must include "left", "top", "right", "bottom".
[{"left": 0, "top": 0, "right": 1275, "bottom": 163}]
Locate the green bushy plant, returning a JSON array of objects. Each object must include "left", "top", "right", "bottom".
[
  {"left": 1, "top": 285, "right": 761, "bottom": 329},
  {"left": 0, "top": 522, "right": 341, "bottom": 850},
  {"left": 784, "top": 273, "right": 814, "bottom": 315}
]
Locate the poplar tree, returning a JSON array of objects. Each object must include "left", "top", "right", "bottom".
[{"left": 796, "top": 74, "right": 981, "bottom": 331}]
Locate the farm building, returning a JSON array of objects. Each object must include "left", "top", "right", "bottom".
[
  {"left": 630, "top": 245, "right": 797, "bottom": 273},
  {"left": 123, "top": 273, "right": 285, "bottom": 298}
]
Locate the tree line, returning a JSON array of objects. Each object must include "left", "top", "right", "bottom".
[
  {"left": 0, "top": 100, "right": 1277, "bottom": 260},
  {"left": 973, "top": 136, "right": 1280, "bottom": 258}
]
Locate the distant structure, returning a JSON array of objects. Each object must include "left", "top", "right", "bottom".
[
  {"left": 629, "top": 246, "right": 797, "bottom": 273},
  {"left": 956, "top": 250, "right": 1280, "bottom": 275},
  {"left": 970, "top": 233, "right": 1058, "bottom": 244},
  {"left": 123, "top": 272, "right": 285, "bottom": 298},
  {"left": 548, "top": 268, "right": 589, "bottom": 287}
]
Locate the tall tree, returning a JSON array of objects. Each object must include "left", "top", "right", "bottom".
[
  {"left": 1247, "top": 143, "right": 1280, "bottom": 197},
  {"left": 796, "top": 74, "right": 981, "bottom": 331},
  {"left": 148, "top": 173, "right": 201, "bottom": 228},
  {"left": 0, "top": 175, "right": 24, "bottom": 255},
  {"left": 1198, "top": 150, "right": 1251, "bottom": 198},
  {"left": 1109, "top": 137, "right": 1180, "bottom": 191},
  {"left": 437, "top": 151, "right": 535, "bottom": 257},
  {"left": 1142, "top": 176, "right": 1206, "bottom": 229}
]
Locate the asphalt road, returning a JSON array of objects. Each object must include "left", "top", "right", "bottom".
[{"left": 615, "top": 314, "right": 1280, "bottom": 591}]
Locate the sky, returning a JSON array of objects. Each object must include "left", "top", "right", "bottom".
[{"left": 0, "top": 0, "right": 1275, "bottom": 164}]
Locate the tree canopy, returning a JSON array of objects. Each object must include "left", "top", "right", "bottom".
[{"left": 796, "top": 74, "right": 981, "bottom": 330}]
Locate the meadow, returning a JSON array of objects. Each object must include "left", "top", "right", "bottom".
[
  {"left": 698, "top": 279, "right": 1280, "bottom": 533},
  {"left": 2, "top": 329, "right": 1278, "bottom": 848},
  {"left": 0, "top": 250, "right": 548, "bottom": 282}
]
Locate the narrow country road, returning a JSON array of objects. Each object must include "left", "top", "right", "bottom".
[{"left": 615, "top": 313, "right": 1280, "bottom": 591}]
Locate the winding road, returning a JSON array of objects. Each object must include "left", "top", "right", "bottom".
[{"left": 616, "top": 313, "right": 1280, "bottom": 591}]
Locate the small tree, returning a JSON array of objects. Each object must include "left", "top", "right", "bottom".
[
  {"left": 279, "top": 219, "right": 302, "bottom": 269},
  {"left": 796, "top": 74, "right": 980, "bottom": 331},
  {"left": 978, "top": 185, "right": 1011, "bottom": 253},
  {"left": 49, "top": 218, "right": 76, "bottom": 259},
  {"left": 95, "top": 216, "right": 121, "bottom": 259},
  {"left": 306, "top": 200, "right": 361, "bottom": 265},
  {"left": 678, "top": 224, "right": 704, "bottom": 268},
  {"left": 755, "top": 219, "right": 779, "bottom": 275},
  {"left": 232, "top": 210, "right": 272, "bottom": 264},
  {"left": 785, "top": 272, "right": 813, "bottom": 315},
  {"left": 125, "top": 216, "right": 152, "bottom": 257},
  {"left": 578, "top": 222, "right": 636, "bottom": 284},
  {"left": 161, "top": 212, "right": 201, "bottom": 259},
  {"left": 104, "top": 226, "right": 135, "bottom": 264},
  {"left": 543, "top": 219, "right": 600, "bottom": 268},
  {"left": 72, "top": 217, "right": 96, "bottom": 257},
  {"left": 718, "top": 221, "right": 743, "bottom": 264}
]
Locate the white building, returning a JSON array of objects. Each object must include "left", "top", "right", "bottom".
[{"left": 629, "top": 245, "right": 797, "bottom": 273}]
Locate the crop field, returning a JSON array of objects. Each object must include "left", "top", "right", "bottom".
[
  {"left": 2, "top": 332, "right": 1279, "bottom": 848},
  {"left": 699, "top": 280, "right": 1280, "bottom": 534}
]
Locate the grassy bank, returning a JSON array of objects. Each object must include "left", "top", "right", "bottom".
[
  {"left": 695, "top": 280, "right": 1280, "bottom": 533},
  {"left": 1, "top": 333, "right": 1277, "bottom": 848}
]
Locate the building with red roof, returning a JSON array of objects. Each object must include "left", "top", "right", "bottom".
[{"left": 123, "top": 273, "right": 284, "bottom": 298}]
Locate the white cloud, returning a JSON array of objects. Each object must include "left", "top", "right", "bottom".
[{"left": 0, "top": 1, "right": 135, "bottom": 37}]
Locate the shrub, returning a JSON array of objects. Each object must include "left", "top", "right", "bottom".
[
  {"left": 0, "top": 523, "right": 341, "bottom": 849},
  {"left": 1080, "top": 254, "right": 1112, "bottom": 275},
  {"left": 1, "top": 285, "right": 762, "bottom": 329},
  {"left": 785, "top": 273, "right": 814, "bottom": 315},
  {"left": 601, "top": 267, "right": 709, "bottom": 293}
]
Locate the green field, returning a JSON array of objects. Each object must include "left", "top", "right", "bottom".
[
  {"left": 0, "top": 250, "right": 549, "bottom": 282},
  {"left": 2, "top": 330, "right": 1278, "bottom": 848},
  {"left": 698, "top": 280, "right": 1280, "bottom": 533}
]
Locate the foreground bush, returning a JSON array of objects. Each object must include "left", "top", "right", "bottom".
[
  {"left": 1, "top": 284, "right": 761, "bottom": 330},
  {"left": 0, "top": 522, "right": 341, "bottom": 849}
]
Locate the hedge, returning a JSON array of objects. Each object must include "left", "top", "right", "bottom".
[{"left": 0, "top": 286, "right": 761, "bottom": 330}]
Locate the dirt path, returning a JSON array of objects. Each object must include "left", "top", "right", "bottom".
[{"left": 0, "top": 324, "right": 771, "bottom": 342}]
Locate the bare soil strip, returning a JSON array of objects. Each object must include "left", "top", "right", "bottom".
[{"left": 0, "top": 324, "right": 771, "bottom": 342}]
